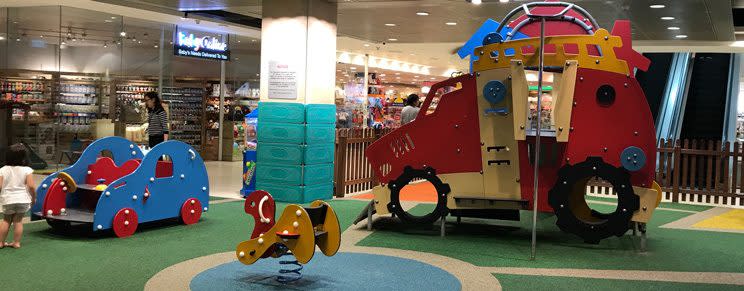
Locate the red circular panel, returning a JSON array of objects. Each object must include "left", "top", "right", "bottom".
[
  {"left": 113, "top": 208, "right": 138, "bottom": 238},
  {"left": 180, "top": 198, "right": 203, "bottom": 225}
]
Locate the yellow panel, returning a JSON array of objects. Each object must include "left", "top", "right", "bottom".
[
  {"left": 236, "top": 204, "right": 316, "bottom": 265},
  {"left": 510, "top": 61, "right": 528, "bottom": 141},
  {"left": 476, "top": 68, "right": 522, "bottom": 200},
  {"left": 631, "top": 186, "right": 659, "bottom": 223},
  {"left": 473, "top": 29, "right": 629, "bottom": 76},
  {"left": 554, "top": 60, "right": 578, "bottom": 142},
  {"left": 439, "top": 172, "right": 485, "bottom": 209},
  {"left": 652, "top": 181, "right": 662, "bottom": 207},
  {"left": 310, "top": 200, "right": 341, "bottom": 257},
  {"left": 58, "top": 172, "right": 77, "bottom": 193},
  {"left": 372, "top": 185, "right": 391, "bottom": 215}
]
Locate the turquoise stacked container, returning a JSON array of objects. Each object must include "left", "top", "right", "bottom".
[{"left": 256, "top": 102, "right": 336, "bottom": 203}]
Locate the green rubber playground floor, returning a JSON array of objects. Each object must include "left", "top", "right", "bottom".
[
  {"left": 358, "top": 201, "right": 744, "bottom": 273},
  {"left": 1, "top": 197, "right": 743, "bottom": 290},
  {"left": 0, "top": 200, "right": 366, "bottom": 290}
]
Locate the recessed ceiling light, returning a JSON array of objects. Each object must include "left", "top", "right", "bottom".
[
  {"left": 110, "top": 16, "right": 116, "bottom": 19},
  {"left": 0, "top": 36, "right": 5, "bottom": 40},
  {"left": 385, "top": 23, "right": 396, "bottom": 27},
  {"left": 471, "top": 0, "right": 482, "bottom": 4},
  {"left": 499, "top": 0, "right": 509, "bottom": 2},
  {"left": 120, "top": 31, "right": 126, "bottom": 37},
  {"left": 430, "top": 77, "right": 436, "bottom": 80},
  {"left": 364, "top": 43, "right": 370, "bottom": 47},
  {"left": 105, "top": 19, "right": 113, "bottom": 23},
  {"left": 675, "top": 35, "right": 688, "bottom": 39},
  {"left": 350, "top": 67, "right": 357, "bottom": 70},
  {"left": 649, "top": 4, "right": 665, "bottom": 8},
  {"left": 667, "top": 26, "right": 680, "bottom": 30},
  {"left": 388, "top": 38, "right": 398, "bottom": 41},
  {"left": 416, "top": 12, "right": 429, "bottom": 16},
  {"left": 731, "top": 41, "right": 744, "bottom": 47},
  {"left": 445, "top": 22, "right": 457, "bottom": 26},
  {"left": 395, "top": 72, "right": 400, "bottom": 75},
  {"left": 661, "top": 16, "right": 674, "bottom": 20}
]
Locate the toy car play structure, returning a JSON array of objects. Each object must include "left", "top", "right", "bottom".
[
  {"left": 32, "top": 136, "right": 209, "bottom": 238},
  {"left": 356, "top": 1, "right": 662, "bottom": 244}
]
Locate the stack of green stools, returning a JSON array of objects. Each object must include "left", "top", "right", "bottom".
[{"left": 256, "top": 102, "right": 336, "bottom": 203}]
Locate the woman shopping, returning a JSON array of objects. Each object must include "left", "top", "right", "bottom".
[{"left": 144, "top": 91, "right": 169, "bottom": 148}]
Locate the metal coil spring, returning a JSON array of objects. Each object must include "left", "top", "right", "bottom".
[{"left": 276, "top": 245, "right": 303, "bottom": 283}]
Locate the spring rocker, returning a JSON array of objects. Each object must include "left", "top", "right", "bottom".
[
  {"left": 32, "top": 136, "right": 209, "bottom": 238},
  {"left": 356, "top": 1, "right": 662, "bottom": 249},
  {"left": 236, "top": 190, "right": 341, "bottom": 282}
]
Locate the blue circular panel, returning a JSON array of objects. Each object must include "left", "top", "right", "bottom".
[
  {"left": 620, "top": 146, "right": 646, "bottom": 172},
  {"left": 482, "top": 32, "right": 503, "bottom": 46},
  {"left": 190, "top": 252, "right": 461, "bottom": 291},
  {"left": 483, "top": 80, "right": 507, "bottom": 104}
]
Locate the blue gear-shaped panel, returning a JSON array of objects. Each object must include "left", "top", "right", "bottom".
[
  {"left": 620, "top": 146, "right": 646, "bottom": 172},
  {"left": 483, "top": 80, "right": 506, "bottom": 104},
  {"left": 482, "top": 32, "right": 503, "bottom": 46}
]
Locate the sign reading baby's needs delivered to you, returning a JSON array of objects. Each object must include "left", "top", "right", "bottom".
[
  {"left": 268, "top": 61, "right": 298, "bottom": 100},
  {"left": 174, "top": 27, "right": 230, "bottom": 61}
]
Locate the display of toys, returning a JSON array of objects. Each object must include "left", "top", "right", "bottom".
[
  {"left": 32, "top": 136, "right": 210, "bottom": 238},
  {"left": 356, "top": 1, "right": 661, "bottom": 245},
  {"left": 236, "top": 191, "right": 341, "bottom": 282}
]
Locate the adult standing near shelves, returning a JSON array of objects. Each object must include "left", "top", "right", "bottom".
[
  {"left": 400, "top": 94, "right": 421, "bottom": 125},
  {"left": 144, "top": 92, "right": 169, "bottom": 148}
]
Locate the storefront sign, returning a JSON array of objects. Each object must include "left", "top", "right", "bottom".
[
  {"left": 174, "top": 27, "right": 230, "bottom": 61},
  {"left": 267, "top": 61, "right": 297, "bottom": 100}
]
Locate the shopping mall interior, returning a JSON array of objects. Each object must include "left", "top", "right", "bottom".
[{"left": 2, "top": 0, "right": 744, "bottom": 290}]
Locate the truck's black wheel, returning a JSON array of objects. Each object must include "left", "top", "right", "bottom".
[
  {"left": 548, "top": 157, "right": 639, "bottom": 244},
  {"left": 387, "top": 166, "right": 451, "bottom": 225}
]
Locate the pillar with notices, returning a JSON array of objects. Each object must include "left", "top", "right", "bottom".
[{"left": 255, "top": 0, "right": 337, "bottom": 203}]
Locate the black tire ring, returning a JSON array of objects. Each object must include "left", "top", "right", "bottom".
[
  {"left": 387, "top": 166, "right": 451, "bottom": 224},
  {"left": 548, "top": 157, "right": 639, "bottom": 244}
]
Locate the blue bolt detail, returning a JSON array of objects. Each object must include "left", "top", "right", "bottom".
[
  {"left": 483, "top": 80, "right": 507, "bottom": 104},
  {"left": 620, "top": 146, "right": 646, "bottom": 172}
]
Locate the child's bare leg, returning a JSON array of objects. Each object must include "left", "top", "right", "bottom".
[
  {"left": 11, "top": 213, "right": 23, "bottom": 248},
  {"left": 0, "top": 215, "right": 11, "bottom": 245}
]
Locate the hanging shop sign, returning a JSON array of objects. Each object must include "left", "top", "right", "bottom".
[
  {"left": 267, "top": 61, "right": 298, "bottom": 100},
  {"left": 173, "top": 27, "right": 230, "bottom": 61}
]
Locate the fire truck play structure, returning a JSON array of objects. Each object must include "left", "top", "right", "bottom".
[
  {"left": 236, "top": 190, "right": 341, "bottom": 282},
  {"left": 32, "top": 136, "right": 209, "bottom": 238},
  {"left": 356, "top": 1, "right": 662, "bottom": 244}
]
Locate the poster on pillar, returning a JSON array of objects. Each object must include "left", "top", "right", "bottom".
[{"left": 267, "top": 61, "right": 298, "bottom": 100}]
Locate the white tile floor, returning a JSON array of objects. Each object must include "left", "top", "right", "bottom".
[{"left": 204, "top": 161, "right": 245, "bottom": 199}]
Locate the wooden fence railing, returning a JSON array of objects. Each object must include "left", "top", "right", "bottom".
[
  {"left": 334, "top": 131, "right": 744, "bottom": 206},
  {"left": 334, "top": 128, "right": 392, "bottom": 197}
]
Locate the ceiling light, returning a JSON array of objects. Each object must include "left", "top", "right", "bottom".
[
  {"left": 416, "top": 12, "right": 429, "bottom": 16},
  {"left": 388, "top": 38, "right": 398, "bottom": 41},
  {"left": 16, "top": 38, "right": 21, "bottom": 42},
  {"left": 61, "top": 41, "right": 66, "bottom": 45},
  {"left": 395, "top": 72, "right": 400, "bottom": 75},
  {"left": 430, "top": 77, "right": 435, "bottom": 80},
  {"left": 445, "top": 22, "right": 457, "bottom": 26},
  {"left": 105, "top": 19, "right": 113, "bottom": 23},
  {"left": 363, "top": 43, "right": 370, "bottom": 47},
  {"left": 0, "top": 36, "right": 5, "bottom": 40},
  {"left": 251, "top": 39, "right": 257, "bottom": 42},
  {"left": 39, "top": 35, "right": 43, "bottom": 38},
  {"left": 350, "top": 67, "right": 357, "bottom": 70},
  {"left": 385, "top": 23, "right": 396, "bottom": 27},
  {"left": 731, "top": 41, "right": 744, "bottom": 47},
  {"left": 237, "top": 40, "right": 241, "bottom": 43},
  {"left": 471, "top": 0, "right": 482, "bottom": 4},
  {"left": 103, "top": 42, "right": 108, "bottom": 48},
  {"left": 499, "top": 0, "right": 509, "bottom": 2},
  {"left": 154, "top": 44, "right": 158, "bottom": 48},
  {"left": 675, "top": 35, "right": 687, "bottom": 39},
  {"left": 120, "top": 31, "right": 126, "bottom": 37},
  {"left": 649, "top": 4, "right": 665, "bottom": 8},
  {"left": 661, "top": 16, "right": 674, "bottom": 20},
  {"left": 409, "top": 53, "right": 415, "bottom": 56},
  {"left": 111, "top": 16, "right": 116, "bottom": 19},
  {"left": 667, "top": 26, "right": 680, "bottom": 30}
]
